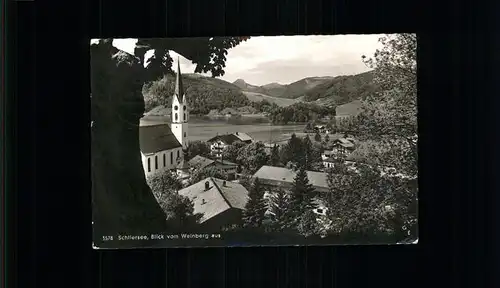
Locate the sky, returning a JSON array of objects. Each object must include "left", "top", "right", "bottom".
[{"left": 91, "top": 34, "right": 384, "bottom": 86}]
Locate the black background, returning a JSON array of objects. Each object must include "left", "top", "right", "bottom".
[{"left": 8, "top": 0, "right": 498, "bottom": 286}]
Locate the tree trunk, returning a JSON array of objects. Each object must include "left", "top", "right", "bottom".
[{"left": 90, "top": 41, "right": 168, "bottom": 247}]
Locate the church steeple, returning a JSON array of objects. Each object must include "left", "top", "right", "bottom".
[
  {"left": 174, "top": 57, "right": 184, "bottom": 103},
  {"left": 171, "top": 56, "right": 189, "bottom": 151}
]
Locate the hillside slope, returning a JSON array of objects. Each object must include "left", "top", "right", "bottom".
[
  {"left": 278, "top": 76, "right": 335, "bottom": 99},
  {"left": 304, "top": 71, "right": 378, "bottom": 105},
  {"left": 143, "top": 74, "right": 251, "bottom": 114},
  {"left": 233, "top": 79, "right": 268, "bottom": 95},
  {"left": 242, "top": 91, "right": 300, "bottom": 107},
  {"left": 234, "top": 77, "right": 334, "bottom": 99}
]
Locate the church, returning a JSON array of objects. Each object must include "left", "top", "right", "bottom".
[{"left": 139, "top": 60, "right": 190, "bottom": 178}]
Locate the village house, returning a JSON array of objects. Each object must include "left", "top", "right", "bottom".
[
  {"left": 262, "top": 139, "right": 288, "bottom": 154},
  {"left": 139, "top": 60, "right": 189, "bottom": 178},
  {"left": 253, "top": 165, "right": 329, "bottom": 215},
  {"left": 253, "top": 165, "right": 329, "bottom": 193},
  {"left": 178, "top": 177, "right": 249, "bottom": 231},
  {"left": 323, "top": 157, "right": 336, "bottom": 169},
  {"left": 207, "top": 132, "right": 253, "bottom": 159},
  {"left": 331, "top": 137, "right": 356, "bottom": 156},
  {"left": 314, "top": 125, "right": 330, "bottom": 134},
  {"left": 188, "top": 155, "right": 239, "bottom": 180}
]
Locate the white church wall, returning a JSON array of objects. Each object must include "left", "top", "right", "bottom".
[{"left": 141, "top": 147, "right": 184, "bottom": 178}]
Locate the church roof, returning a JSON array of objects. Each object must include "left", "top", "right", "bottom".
[
  {"left": 174, "top": 58, "right": 184, "bottom": 103},
  {"left": 139, "top": 124, "right": 182, "bottom": 154}
]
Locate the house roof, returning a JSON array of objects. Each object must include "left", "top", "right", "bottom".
[
  {"left": 334, "top": 138, "right": 355, "bottom": 148},
  {"left": 214, "top": 159, "right": 238, "bottom": 168},
  {"left": 178, "top": 177, "right": 249, "bottom": 223},
  {"left": 188, "top": 155, "right": 215, "bottom": 170},
  {"left": 207, "top": 134, "right": 242, "bottom": 145},
  {"left": 253, "top": 165, "right": 329, "bottom": 191},
  {"left": 233, "top": 132, "right": 253, "bottom": 142},
  {"left": 139, "top": 124, "right": 182, "bottom": 154}
]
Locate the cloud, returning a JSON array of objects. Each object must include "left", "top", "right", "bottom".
[{"left": 92, "top": 34, "right": 387, "bottom": 85}]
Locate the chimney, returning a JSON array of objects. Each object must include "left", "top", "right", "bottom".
[
  {"left": 236, "top": 132, "right": 239, "bottom": 135},
  {"left": 223, "top": 180, "right": 227, "bottom": 187},
  {"left": 204, "top": 181, "right": 210, "bottom": 191},
  {"left": 201, "top": 199, "right": 206, "bottom": 205}
]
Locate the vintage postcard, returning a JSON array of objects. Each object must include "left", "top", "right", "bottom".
[{"left": 90, "top": 34, "right": 418, "bottom": 249}]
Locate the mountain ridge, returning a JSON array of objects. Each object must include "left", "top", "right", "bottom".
[{"left": 143, "top": 71, "right": 378, "bottom": 116}]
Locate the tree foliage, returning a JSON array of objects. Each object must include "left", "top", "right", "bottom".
[
  {"left": 266, "top": 188, "right": 292, "bottom": 232},
  {"left": 280, "top": 133, "right": 304, "bottom": 168},
  {"left": 222, "top": 141, "right": 247, "bottom": 164},
  {"left": 153, "top": 190, "right": 201, "bottom": 229},
  {"left": 302, "top": 136, "right": 323, "bottom": 171},
  {"left": 242, "top": 178, "right": 268, "bottom": 228},
  {"left": 147, "top": 171, "right": 199, "bottom": 229},
  {"left": 324, "top": 162, "right": 416, "bottom": 240},
  {"left": 189, "top": 166, "right": 228, "bottom": 185},
  {"left": 359, "top": 33, "right": 418, "bottom": 177},
  {"left": 185, "top": 140, "right": 211, "bottom": 161},
  {"left": 297, "top": 209, "right": 321, "bottom": 238},
  {"left": 146, "top": 171, "right": 183, "bottom": 194},
  {"left": 134, "top": 37, "right": 251, "bottom": 82},
  {"left": 287, "top": 168, "right": 317, "bottom": 227},
  {"left": 142, "top": 74, "right": 250, "bottom": 114},
  {"left": 269, "top": 144, "right": 282, "bottom": 167},
  {"left": 237, "top": 142, "right": 269, "bottom": 174},
  {"left": 317, "top": 34, "right": 418, "bottom": 242},
  {"left": 314, "top": 132, "right": 322, "bottom": 142},
  {"left": 268, "top": 102, "right": 334, "bottom": 125}
]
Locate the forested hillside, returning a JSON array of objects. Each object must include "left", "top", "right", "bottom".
[{"left": 143, "top": 74, "right": 251, "bottom": 115}]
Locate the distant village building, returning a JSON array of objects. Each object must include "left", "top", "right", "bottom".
[
  {"left": 314, "top": 125, "right": 330, "bottom": 134},
  {"left": 321, "top": 137, "right": 356, "bottom": 164},
  {"left": 254, "top": 166, "right": 329, "bottom": 215},
  {"left": 331, "top": 138, "right": 356, "bottom": 156},
  {"left": 139, "top": 60, "right": 189, "bottom": 178},
  {"left": 178, "top": 177, "right": 249, "bottom": 231},
  {"left": 207, "top": 132, "right": 253, "bottom": 159},
  {"left": 188, "top": 155, "right": 239, "bottom": 180},
  {"left": 323, "top": 157, "right": 336, "bottom": 169},
  {"left": 262, "top": 139, "right": 288, "bottom": 154},
  {"left": 253, "top": 165, "right": 329, "bottom": 193}
]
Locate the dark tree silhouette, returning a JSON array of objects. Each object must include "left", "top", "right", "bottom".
[
  {"left": 146, "top": 171, "right": 183, "bottom": 194},
  {"left": 314, "top": 132, "right": 321, "bottom": 142},
  {"left": 287, "top": 167, "right": 317, "bottom": 227},
  {"left": 280, "top": 133, "right": 304, "bottom": 168},
  {"left": 297, "top": 209, "right": 321, "bottom": 237},
  {"left": 237, "top": 142, "right": 269, "bottom": 174},
  {"left": 185, "top": 141, "right": 211, "bottom": 161},
  {"left": 242, "top": 178, "right": 267, "bottom": 228},
  {"left": 269, "top": 144, "right": 282, "bottom": 167},
  {"left": 267, "top": 188, "right": 291, "bottom": 231},
  {"left": 222, "top": 141, "right": 247, "bottom": 164},
  {"left": 134, "top": 37, "right": 251, "bottom": 82},
  {"left": 90, "top": 40, "right": 168, "bottom": 244}
]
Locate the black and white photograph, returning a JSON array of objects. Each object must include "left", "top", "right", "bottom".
[{"left": 90, "top": 34, "right": 418, "bottom": 249}]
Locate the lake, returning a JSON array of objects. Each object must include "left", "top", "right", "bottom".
[{"left": 140, "top": 115, "right": 305, "bottom": 143}]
